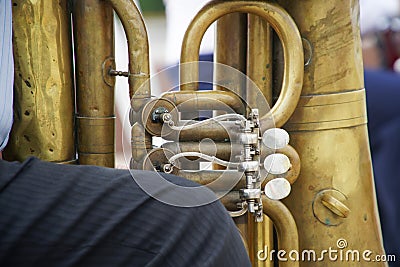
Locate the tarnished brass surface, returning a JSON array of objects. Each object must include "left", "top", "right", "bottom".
[
  {"left": 76, "top": 117, "right": 114, "bottom": 154},
  {"left": 163, "top": 121, "right": 240, "bottom": 142},
  {"left": 277, "top": 0, "right": 364, "bottom": 95},
  {"left": 78, "top": 153, "right": 115, "bottom": 167},
  {"left": 221, "top": 192, "right": 299, "bottom": 267},
  {"left": 4, "top": 0, "right": 75, "bottom": 163},
  {"left": 181, "top": 0, "right": 303, "bottom": 128},
  {"left": 283, "top": 126, "right": 385, "bottom": 266},
  {"left": 247, "top": 15, "right": 273, "bottom": 106},
  {"left": 162, "top": 141, "right": 241, "bottom": 161},
  {"left": 247, "top": 213, "right": 273, "bottom": 267},
  {"left": 162, "top": 90, "right": 245, "bottom": 114},
  {"left": 108, "top": 0, "right": 150, "bottom": 101},
  {"left": 109, "top": 0, "right": 152, "bottom": 167},
  {"left": 285, "top": 89, "right": 367, "bottom": 131},
  {"left": 275, "top": 0, "right": 386, "bottom": 265},
  {"left": 7, "top": 0, "right": 387, "bottom": 266},
  {"left": 262, "top": 196, "right": 299, "bottom": 267},
  {"left": 215, "top": 13, "right": 247, "bottom": 97},
  {"left": 73, "top": 0, "right": 115, "bottom": 167},
  {"left": 175, "top": 3, "right": 303, "bottom": 267}
]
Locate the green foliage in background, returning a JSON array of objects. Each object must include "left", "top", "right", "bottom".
[{"left": 139, "top": 0, "right": 165, "bottom": 13}]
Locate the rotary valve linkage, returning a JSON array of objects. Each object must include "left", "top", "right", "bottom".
[{"left": 148, "top": 105, "right": 297, "bottom": 223}]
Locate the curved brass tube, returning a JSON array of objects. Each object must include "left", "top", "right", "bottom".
[
  {"left": 162, "top": 90, "right": 246, "bottom": 114},
  {"left": 108, "top": 0, "right": 150, "bottom": 102},
  {"left": 109, "top": 0, "right": 152, "bottom": 167},
  {"left": 162, "top": 141, "right": 241, "bottom": 161},
  {"left": 163, "top": 121, "right": 241, "bottom": 142},
  {"left": 180, "top": 0, "right": 303, "bottom": 128},
  {"left": 262, "top": 145, "right": 301, "bottom": 185},
  {"left": 276, "top": 145, "right": 300, "bottom": 185},
  {"left": 262, "top": 195, "right": 299, "bottom": 267}
]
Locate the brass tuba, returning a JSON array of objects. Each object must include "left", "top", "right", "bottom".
[{"left": 6, "top": 0, "right": 387, "bottom": 266}]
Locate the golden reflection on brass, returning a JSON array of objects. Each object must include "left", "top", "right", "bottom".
[
  {"left": 5, "top": 0, "right": 75, "bottom": 163},
  {"left": 247, "top": 15, "right": 273, "bottom": 107},
  {"left": 7, "top": 0, "right": 387, "bottom": 266},
  {"left": 262, "top": 196, "right": 299, "bottom": 267},
  {"left": 162, "top": 90, "right": 245, "bottom": 114},
  {"left": 108, "top": 0, "right": 152, "bottom": 167},
  {"left": 276, "top": 1, "right": 386, "bottom": 266},
  {"left": 215, "top": 13, "right": 247, "bottom": 96},
  {"left": 180, "top": 0, "right": 303, "bottom": 129},
  {"left": 73, "top": 0, "right": 115, "bottom": 167}
]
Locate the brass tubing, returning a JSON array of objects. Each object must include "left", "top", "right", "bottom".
[
  {"left": 274, "top": 2, "right": 386, "bottom": 266},
  {"left": 277, "top": 145, "right": 300, "bottom": 185},
  {"left": 108, "top": 0, "right": 150, "bottom": 101},
  {"left": 215, "top": 13, "right": 247, "bottom": 97},
  {"left": 176, "top": 170, "right": 246, "bottom": 191},
  {"left": 262, "top": 145, "right": 301, "bottom": 185},
  {"left": 163, "top": 121, "right": 241, "bottom": 142},
  {"left": 249, "top": 60, "right": 285, "bottom": 265},
  {"left": 130, "top": 123, "right": 152, "bottom": 169},
  {"left": 215, "top": 13, "right": 247, "bottom": 74},
  {"left": 164, "top": 141, "right": 299, "bottom": 184},
  {"left": 247, "top": 15, "right": 273, "bottom": 107},
  {"left": 220, "top": 191, "right": 241, "bottom": 211},
  {"left": 73, "top": 0, "right": 115, "bottom": 167},
  {"left": 162, "top": 141, "right": 241, "bottom": 161},
  {"left": 247, "top": 214, "right": 273, "bottom": 267},
  {"left": 180, "top": 0, "right": 303, "bottom": 128},
  {"left": 262, "top": 196, "right": 299, "bottom": 267},
  {"left": 162, "top": 90, "right": 245, "bottom": 114},
  {"left": 176, "top": 166, "right": 297, "bottom": 191},
  {"left": 109, "top": 0, "right": 152, "bottom": 167},
  {"left": 5, "top": 0, "right": 75, "bottom": 163}
]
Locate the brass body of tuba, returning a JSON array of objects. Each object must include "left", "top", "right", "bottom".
[{"left": 5, "top": 0, "right": 387, "bottom": 266}]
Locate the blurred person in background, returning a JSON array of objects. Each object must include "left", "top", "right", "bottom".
[{"left": 361, "top": 0, "right": 400, "bottom": 262}]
